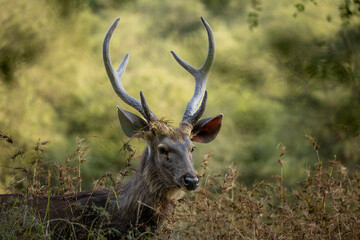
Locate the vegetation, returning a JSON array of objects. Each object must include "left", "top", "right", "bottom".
[
  {"left": 1, "top": 0, "right": 359, "bottom": 186},
  {"left": 1, "top": 137, "right": 359, "bottom": 239},
  {"left": 1, "top": 0, "right": 360, "bottom": 238}
]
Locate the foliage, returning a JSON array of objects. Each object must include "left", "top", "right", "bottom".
[
  {"left": 1, "top": 1, "right": 359, "bottom": 238},
  {"left": 0, "top": 0, "right": 360, "bottom": 190},
  {"left": 0, "top": 138, "right": 359, "bottom": 239}
]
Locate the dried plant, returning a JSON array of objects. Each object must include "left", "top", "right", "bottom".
[{"left": 1, "top": 135, "right": 360, "bottom": 239}]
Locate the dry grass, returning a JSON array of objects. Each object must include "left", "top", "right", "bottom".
[
  {"left": 158, "top": 158, "right": 360, "bottom": 239},
  {"left": 0, "top": 133, "right": 359, "bottom": 239}
]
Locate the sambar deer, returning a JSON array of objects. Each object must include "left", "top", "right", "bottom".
[{"left": 0, "top": 17, "right": 222, "bottom": 238}]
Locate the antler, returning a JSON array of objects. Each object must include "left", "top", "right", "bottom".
[
  {"left": 171, "top": 17, "right": 215, "bottom": 125},
  {"left": 103, "top": 18, "right": 157, "bottom": 122}
]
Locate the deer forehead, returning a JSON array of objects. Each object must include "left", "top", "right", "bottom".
[
  {"left": 159, "top": 134, "right": 192, "bottom": 151},
  {"left": 144, "top": 121, "right": 192, "bottom": 152},
  {"left": 147, "top": 121, "right": 191, "bottom": 143}
]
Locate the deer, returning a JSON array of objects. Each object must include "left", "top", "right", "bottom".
[{"left": 0, "top": 17, "right": 222, "bottom": 239}]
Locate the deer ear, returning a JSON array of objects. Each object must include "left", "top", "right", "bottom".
[
  {"left": 191, "top": 114, "right": 223, "bottom": 143},
  {"left": 117, "top": 106, "right": 148, "bottom": 138}
]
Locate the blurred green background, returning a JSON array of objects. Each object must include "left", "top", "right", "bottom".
[{"left": 0, "top": 0, "right": 359, "bottom": 191}]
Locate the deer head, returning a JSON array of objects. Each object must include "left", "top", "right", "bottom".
[{"left": 103, "top": 17, "right": 222, "bottom": 192}]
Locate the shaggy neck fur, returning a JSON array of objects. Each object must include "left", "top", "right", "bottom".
[{"left": 108, "top": 146, "right": 183, "bottom": 235}]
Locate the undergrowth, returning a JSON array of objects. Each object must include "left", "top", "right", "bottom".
[{"left": 0, "top": 131, "right": 359, "bottom": 239}]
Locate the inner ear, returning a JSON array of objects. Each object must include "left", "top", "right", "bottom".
[{"left": 191, "top": 114, "right": 223, "bottom": 143}]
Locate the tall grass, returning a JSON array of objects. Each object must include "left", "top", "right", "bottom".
[{"left": 0, "top": 133, "right": 359, "bottom": 239}]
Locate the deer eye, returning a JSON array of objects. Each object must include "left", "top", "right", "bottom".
[
  {"left": 191, "top": 146, "right": 196, "bottom": 153},
  {"left": 158, "top": 145, "right": 169, "bottom": 155}
]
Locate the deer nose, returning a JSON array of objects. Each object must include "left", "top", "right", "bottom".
[{"left": 183, "top": 175, "right": 200, "bottom": 191}]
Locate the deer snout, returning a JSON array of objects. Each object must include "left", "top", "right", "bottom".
[{"left": 182, "top": 174, "right": 200, "bottom": 191}]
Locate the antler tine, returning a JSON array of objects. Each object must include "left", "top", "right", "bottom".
[
  {"left": 140, "top": 91, "right": 157, "bottom": 122},
  {"left": 171, "top": 16, "right": 215, "bottom": 124},
  {"left": 103, "top": 18, "right": 157, "bottom": 122},
  {"left": 187, "top": 91, "right": 208, "bottom": 125}
]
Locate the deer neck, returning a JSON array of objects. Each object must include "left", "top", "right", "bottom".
[
  {"left": 127, "top": 147, "right": 183, "bottom": 204},
  {"left": 112, "top": 147, "right": 183, "bottom": 227}
]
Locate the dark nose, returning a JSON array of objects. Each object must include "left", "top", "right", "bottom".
[{"left": 183, "top": 175, "right": 200, "bottom": 191}]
